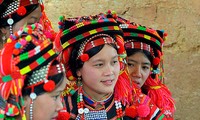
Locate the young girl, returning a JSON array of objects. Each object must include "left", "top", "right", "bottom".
[
  {"left": 0, "top": 23, "right": 69, "bottom": 120},
  {"left": 104, "top": 11, "right": 175, "bottom": 119},
  {"left": 55, "top": 14, "right": 166, "bottom": 119}
]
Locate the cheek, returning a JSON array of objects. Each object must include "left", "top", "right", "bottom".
[
  {"left": 12, "top": 19, "right": 27, "bottom": 33},
  {"left": 143, "top": 70, "right": 150, "bottom": 80}
]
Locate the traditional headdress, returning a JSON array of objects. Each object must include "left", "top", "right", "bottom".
[
  {"left": 0, "top": 23, "right": 65, "bottom": 119},
  {"left": 0, "top": 0, "right": 44, "bottom": 34},
  {"left": 55, "top": 14, "right": 133, "bottom": 105},
  {"left": 104, "top": 11, "right": 175, "bottom": 117}
]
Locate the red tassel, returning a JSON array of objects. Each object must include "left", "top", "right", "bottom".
[
  {"left": 125, "top": 105, "right": 137, "bottom": 118},
  {"left": 43, "top": 80, "right": 55, "bottom": 92}
]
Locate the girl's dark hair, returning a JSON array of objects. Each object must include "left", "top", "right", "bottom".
[
  {"left": 126, "top": 49, "right": 153, "bottom": 63},
  {"left": 68, "top": 39, "right": 117, "bottom": 78},
  {"left": 22, "top": 60, "right": 64, "bottom": 96}
]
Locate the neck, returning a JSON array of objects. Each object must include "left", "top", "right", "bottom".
[{"left": 82, "top": 85, "right": 113, "bottom": 102}]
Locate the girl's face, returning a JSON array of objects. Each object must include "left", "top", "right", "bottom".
[
  {"left": 24, "top": 77, "right": 67, "bottom": 120},
  {"left": 5, "top": 6, "right": 42, "bottom": 38},
  {"left": 127, "top": 52, "right": 151, "bottom": 88},
  {"left": 77, "top": 44, "right": 120, "bottom": 101}
]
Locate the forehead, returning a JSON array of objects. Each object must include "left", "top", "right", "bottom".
[
  {"left": 89, "top": 44, "right": 118, "bottom": 61},
  {"left": 128, "top": 52, "right": 151, "bottom": 63}
]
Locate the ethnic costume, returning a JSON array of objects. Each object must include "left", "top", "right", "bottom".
[
  {"left": 55, "top": 14, "right": 167, "bottom": 120},
  {"left": 102, "top": 11, "right": 175, "bottom": 119},
  {"left": 0, "top": 23, "right": 65, "bottom": 120}
]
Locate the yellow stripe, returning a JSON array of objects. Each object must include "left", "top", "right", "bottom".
[
  {"left": 144, "top": 35, "right": 151, "bottom": 40},
  {"left": 89, "top": 29, "right": 97, "bottom": 34},
  {"left": 150, "top": 86, "right": 161, "bottom": 89},
  {"left": 62, "top": 41, "right": 70, "bottom": 49},
  {"left": 20, "top": 66, "right": 31, "bottom": 75},
  {"left": 114, "top": 26, "right": 120, "bottom": 30},
  {"left": 48, "top": 49, "right": 55, "bottom": 56}
]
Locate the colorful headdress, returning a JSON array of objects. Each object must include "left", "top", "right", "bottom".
[
  {"left": 0, "top": 23, "right": 64, "bottom": 119},
  {"left": 55, "top": 14, "right": 133, "bottom": 105},
  {"left": 55, "top": 15, "right": 127, "bottom": 78},
  {"left": 0, "top": 0, "right": 44, "bottom": 34}
]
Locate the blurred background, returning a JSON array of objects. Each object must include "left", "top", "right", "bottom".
[{"left": 44, "top": 0, "right": 200, "bottom": 119}]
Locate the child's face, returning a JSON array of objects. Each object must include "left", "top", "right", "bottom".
[
  {"left": 127, "top": 52, "right": 151, "bottom": 88},
  {"left": 77, "top": 44, "right": 120, "bottom": 100}
]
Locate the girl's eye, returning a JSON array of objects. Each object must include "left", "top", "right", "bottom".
[
  {"left": 143, "top": 66, "right": 150, "bottom": 70},
  {"left": 53, "top": 95, "right": 60, "bottom": 101},
  {"left": 94, "top": 63, "right": 103, "bottom": 67},
  {"left": 113, "top": 60, "right": 118, "bottom": 64},
  {"left": 128, "top": 63, "right": 134, "bottom": 67}
]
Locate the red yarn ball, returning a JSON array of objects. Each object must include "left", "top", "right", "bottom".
[
  {"left": 43, "top": 80, "right": 55, "bottom": 92},
  {"left": 57, "top": 111, "right": 70, "bottom": 120},
  {"left": 17, "top": 6, "right": 27, "bottom": 16},
  {"left": 137, "top": 104, "right": 150, "bottom": 117},
  {"left": 153, "top": 57, "right": 160, "bottom": 65},
  {"left": 80, "top": 54, "right": 89, "bottom": 62},
  {"left": 125, "top": 105, "right": 137, "bottom": 118}
]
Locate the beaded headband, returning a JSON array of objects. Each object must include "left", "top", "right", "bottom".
[
  {"left": 0, "top": 0, "right": 43, "bottom": 34},
  {"left": 77, "top": 34, "right": 116, "bottom": 61},
  {"left": 125, "top": 40, "right": 154, "bottom": 56}
]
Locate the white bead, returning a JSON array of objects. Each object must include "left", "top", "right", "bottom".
[
  {"left": 78, "top": 108, "right": 84, "bottom": 114},
  {"left": 84, "top": 108, "right": 89, "bottom": 113},
  {"left": 30, "top": 93, "right": 37, "bottom": 100},
  {"left": 7, "top": 18, "right": 14, "bottom": 25}
]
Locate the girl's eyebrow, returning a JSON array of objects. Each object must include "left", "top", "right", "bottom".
[
  {"left": 91, "top": 55, "right": 118, "bottom": 63},
  {"left": 128, "top": 59, "right": 151, "bottom": 65}
]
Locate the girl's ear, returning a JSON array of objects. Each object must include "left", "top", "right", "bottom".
[
  {"left": 0, "top": 27, "right": 7, "bottom": 34},
  {"left": 23, "top": 96, "right": 30, "bottom": 108},
  {"left": 76, "top": 70, "right": 81, "bottom": 77}
]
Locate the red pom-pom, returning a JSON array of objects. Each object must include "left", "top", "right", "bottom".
[
  {"left": 137, "top": 104, "right": 150, "bottom": 117},
  {"left": 80, "top": 54, "right": 89, "bottom": 62},
  {"left": 17, "top": 6, "right": 27, "bottom": 16},
  {"left": 107, "top": 10, "right": 111, "bottom": 14},
  {"left": 43, "top": 80, "right": 55, "bottom": 92},
  {"left": 57, "top": 111, "right": 70, "bottom": 120},
  {"left": 125, "top": 105, "right": 137, "bottom": 118},
  {"left": 153, "top": 57, "right": 160, "bottom": 65},
  {"left": 45, "top": 31, "right": 53, "bottom": 39}
]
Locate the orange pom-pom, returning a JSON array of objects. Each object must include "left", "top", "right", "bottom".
[
  {"left": 27, "top": 29, "right": 32, "bottom": 34},
  {"left": 125, "top": 105, "right": 137, "bottom": 118},
  {"left": 80, "top": 54, "right": 89, "bottom": 62},
  {"left": 153, "top": 57, "right": 160, "bottom": 65},
  {"left": 13, "top": 49, "right": 20, "bottom": 55},
  {"left": 43, "top": 80, "right": 55, "bottom": 92}
]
